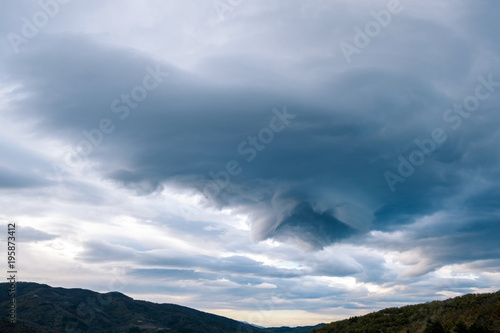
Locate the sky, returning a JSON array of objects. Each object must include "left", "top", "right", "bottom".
[{"left": 1, "top": 0, "right": 500, "bottom": 328}]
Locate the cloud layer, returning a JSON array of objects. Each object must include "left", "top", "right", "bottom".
[{"left": 1, "top": 0, "right": 500, "bottom": 327}]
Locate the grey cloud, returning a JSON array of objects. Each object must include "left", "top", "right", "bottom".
[
  {"left": 2, "top": 3, "right": 500, "bottom": 312},
  {"left": 18, "top": 226, "right": 58, "bottom": 242},
  {"left": 364, "top": 215, "right": 500, "bottom": 278},
  {"left": 78, "top": 240, "right": 139, "bottom": 262},
  {"left": 5, "top": 28, "right": 500, "bottom": 252},
  {"left": 129, "top": 268, "right": 218, "bottom": 281},
  {"left": 78, "top": 240, "right": 302, "bottom": 278},
  {"left": 144, "top": 253, "right": 303, "bottom": 279},
  {"left": 0, "top": 139, "right": 54, "bottom": 189}
]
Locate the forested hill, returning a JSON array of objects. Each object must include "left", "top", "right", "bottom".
[
  {"left": 312, "top": 290, "right": 500, "bottom": 333},
  {"left": 1, "top": 282, "right": 499, "bottom": 332},
  {"left": 0, "top": 282, "right": 322, "bottom": 333}
]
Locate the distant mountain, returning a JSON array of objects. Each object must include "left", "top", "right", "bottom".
[
  {"left": 264, "top": 324, "right": 326, "bottom": 333},
  {"left": 0, "top": 282, "right": 322, "bottom": 333},
  {"left": 312, "top": 290, "right": 500, "bottom": 333}
]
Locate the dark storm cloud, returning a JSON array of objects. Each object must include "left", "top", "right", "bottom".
[
  {"left": 3, "top": 1, "right": 500, "bottom": 261},
  {"left": 262, "top": 202, "right": 359, "bottom": 250},
  {"left": 363, "top": 213, "right": 500, "bottom": 278}
]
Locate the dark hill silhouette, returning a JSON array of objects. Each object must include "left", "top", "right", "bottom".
[
  {"left": 313, "top": 290, "right": 500, "bottom": 333},
  {"left": 0, "top": 282, "right": 322, "bottom": 333},
  {"left": 2, "top": 282, "right": 499, "bottom": 332}
]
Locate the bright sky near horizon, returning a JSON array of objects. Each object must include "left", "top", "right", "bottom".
[{"left": 1, "top": 0, "right": 500, "bottom": 327}]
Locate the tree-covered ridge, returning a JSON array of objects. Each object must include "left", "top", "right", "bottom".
[
  {"left": 1, "top": 282, "right": 499, "bottom": 332},
  {"left": 0, "top": 282, "right": 264, "bottom": 333},
  {"left": 0, "top": 282, "right": 322, "bottom": 333},
  {"left": 312, "top": 290, "right": 500, "bottom": 333}
]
